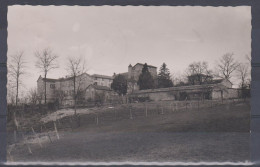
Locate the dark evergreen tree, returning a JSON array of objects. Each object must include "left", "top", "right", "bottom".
[
  {"left": 111, "top": 74, "right": 127, "bottom": 95},
  {"left": 137, "top": 63, "right": 155, "bottom": 90},
  {"left": 158, "top": 63, "right": 173, "bottom": 88}
]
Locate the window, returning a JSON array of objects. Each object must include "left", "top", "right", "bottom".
[{"left": 50, "top": 84, "right": 55, "bottom": 89}]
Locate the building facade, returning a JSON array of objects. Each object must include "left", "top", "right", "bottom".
[
  {"left": 37, "top": 63, "right": 240, "bottom": 106},
  {"left": 128, "top": 78, "right": 236, "bottom": 101},
  {"left": 37, "top": 73, "right": 114, "bottom": 105},
  {"left": 120, "top": 63, "right": 158, "bottom": 93}
]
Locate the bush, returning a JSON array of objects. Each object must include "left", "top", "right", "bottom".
[{"left": 129, "top": 96, "right": 150, "bottom": 103}]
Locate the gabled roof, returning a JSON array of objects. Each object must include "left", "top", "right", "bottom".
[
  {"left": 42, "top": 78, "right": 59, "bottom": 82},
  {"left": 37, "top": 76, "right": 58, "bottom": 82},
  {"left": 133, "top": 63, "right": 157, "bottom": 69},
  {"left": 91, "top": 74, "right": 113, "bottom": 80},
  {"left": 38, "top": 73, "right": 93, "bottom": 82},
  {"left": 210, "top": 79, "right": 224, "bottom": 84},
  {"left": 117, "top": 72, "right": 128, "bottom": 78},
  {"left": 188, "top": 74, "right": 213, "bottom": 77}
]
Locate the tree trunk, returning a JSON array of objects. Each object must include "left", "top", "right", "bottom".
[
  {"left": 73, "top": 76, "right": 77, "bottom": 115},
  {"left": 16, "top": 77, "right": 19, "bottom": 107},
  {"left": 44, "top": 73, "right": 47, "bottom": 105}
]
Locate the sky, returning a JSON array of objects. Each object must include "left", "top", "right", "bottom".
[{"left": 7, "top": 5, "right": 251, "bottom": 92}]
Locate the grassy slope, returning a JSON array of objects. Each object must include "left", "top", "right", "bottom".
[{"left": 9, "top": 101, "right": 250, "bottom": 162}]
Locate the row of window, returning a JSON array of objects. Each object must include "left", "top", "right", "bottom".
[{"left": 48, "top": 79, "right": 112, "bottom": 89}]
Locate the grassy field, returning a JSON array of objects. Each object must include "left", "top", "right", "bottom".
[{"left": 8, "top": 100, "right": 250, "bottom": 162}]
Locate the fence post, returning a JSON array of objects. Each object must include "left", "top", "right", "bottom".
[
  {"left": 77, "top": 114, "right": 81, "bottom": 127},
  {"left": 114, "top": 108, "right": 117, "bottom": 120},
  {"left": 161, "top": 105, "right": 164, "bottom": 115},
  {"left": 198, "top": 100, "right": 200, "bottom": 111},
  {"left": 57, "top": 118, "right": 61, "bottom": 125},
  {"left": 96, "top": 115, "right": 99, "bottom": 125},
  {"left": 7, "top": 149, "right": 13, "bottom": 162},
  {"left": 129, "top": 106, "right": 133, "bottom": 119},
  {"left": 21, "top": 132, "right": 32, "bottom": 154},
  {"left": 14, "top": 130, "right": 17, "bottom": 143},
  {"left": 31, "top": 127, "right": 43, "bottom": 148},
  {"left": 145, "top": 103, "right": 148, "bottom": 117},
  {"left": 54, "top": 121, "right": 60, "bottom": 140},
  {"left": 43, "top": 124, "right": 52, "bottom": 143}
]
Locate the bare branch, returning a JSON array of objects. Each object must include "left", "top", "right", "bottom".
[
  {"left": 35, "top": 48, "right": 59, "bottom": 104},
  {"left": 216, "top": 53, "right": 239, "bottom": 82},
  {"left": 8, "top": 51, "right": 27, "bottom": 106}
]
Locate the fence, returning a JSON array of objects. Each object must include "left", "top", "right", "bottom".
[{"left": 7, "top": 98, "right": 249, "bottom": 161}]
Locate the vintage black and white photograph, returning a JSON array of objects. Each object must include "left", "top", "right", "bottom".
[{"left": 6, "top": 5, "right": 251, "bottom": 163}]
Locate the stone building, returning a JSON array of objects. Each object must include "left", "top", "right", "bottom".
[
  {"left": 37, "top": 73, "right": 114, "bottom": 105},
  {"left": 119, "top": 63, "right": 157, "bottom": 93},
  {"left": 188, "top": 74, "right": 213, "bottom": 85},
  {"left": 85, "top": 83, "right": 119, "bottom": 104},
  {"left": 92, "top": 74, "right": 113, "bottom": 87},
  {"left": 128, "top": 78, "right": 237, "bottom": 101}
]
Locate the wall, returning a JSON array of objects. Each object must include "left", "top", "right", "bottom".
[
  {"left": 129, "top": 84, "right": 240, "bottom": 102},
  {"left": 129, "top": 64, "right": 157, "bottom": 81},
  {"left": 37, "top": 79, "right": 56, "bottom": 103}
]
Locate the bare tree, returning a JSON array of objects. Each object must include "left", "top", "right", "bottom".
[
  {"left": 246, "top": 54, "right": 251, "bottom": 65},
  {"left": 216, "top": 53, "right": 239, "bottom": 82},
  {"left": 28, "top": 88, "right": 38, "bottom": 105},
  {"left": 66, "top": 56, "right": 87, "bottom": 115},
  {"left": 245, "top": 54, "right": 251, "bottom": 87},
  {"left": 55, "top": 89, "right": 66, "bottom": 108},
  {"left": 171, "top": 72, "right": 187, "bottom": 86},
  {"left": 8, "top": 51, "right": 27, "bottom": 107},
  {"left": 35, "top": 48, "right": 59, "bottom": 104},
  {"left": 236, "top": 63, "right": 250, "bottom": 89},
  {"left": 185, "top": 61, "right": 213, "bottom": 85},
  {"left": 7, "top": 82, "right": 16, "bottom": 105}
]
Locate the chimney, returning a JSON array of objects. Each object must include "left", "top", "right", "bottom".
[{"left": 128, "top": 64, "right": 132, "bottom": 79}]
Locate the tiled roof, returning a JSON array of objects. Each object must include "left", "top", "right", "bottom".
[
  {"left": 133, "top": 63, "right": 157, "bottom": 68},
  {"left": 87, "top": 84, "right": 111, "bottom": 91},
  {"left": 210, "top": 79, "right": 224, "bottom": 84},
  {"left": 91, "top": 74, "right": 113, "bottom": 79},
  {"left": 42, "top": 78, "right": 58, "bottom": 82}
]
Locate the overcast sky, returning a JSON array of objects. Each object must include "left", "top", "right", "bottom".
[{"left": 7, "top": 6, "right": 251, "bottom": 92}]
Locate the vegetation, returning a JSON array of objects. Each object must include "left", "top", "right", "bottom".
[
  {"left": 137, "top": 63, "right": 155, "bottom": 90},
  {"left": 186, "top": 61, "right": 213, "bottom": 85},
  {"left": 35, "top": 48, "right": 59, "bottom": 104},
  {"left": 216, "top": 53, "right": 239, "bottom": 82},
  {"left": 66, "top": 56, "right": 86, "bottom": 115},
  {"left": 111, "top": 74, "right": 127, "bottom": 95},
  {"left": 8, "top": 51, "right": 27, "bottom": 107},
  {"left": 157, "top": 63, "right": 173, "bottom": 88}
]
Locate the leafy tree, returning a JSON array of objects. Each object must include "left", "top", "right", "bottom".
[
  {"left": 158, "top": 63, "right": 173, "bottom": 88},
  {"left": 111, "top": 74, "right": 127, "bottom": 95},
  {"left": 137, "top": 63, "right": 155, "bottom": 90}
]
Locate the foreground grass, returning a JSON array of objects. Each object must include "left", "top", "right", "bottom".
[{"left": 8, "top": 101, "right": 250, "bottom": 162}]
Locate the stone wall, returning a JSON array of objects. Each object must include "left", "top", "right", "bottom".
[{"left": 129, "top": 84, "right": 240, "bottom": 102}]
